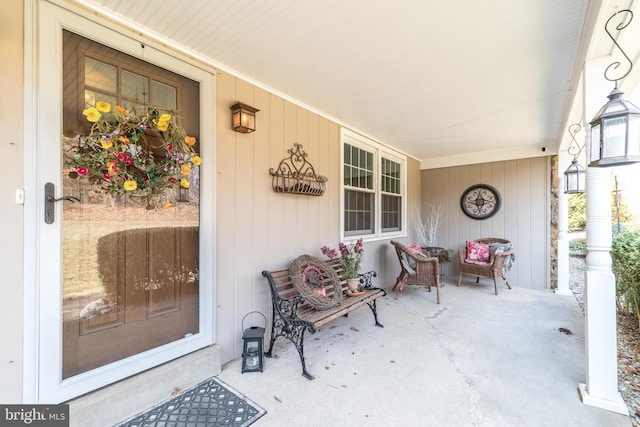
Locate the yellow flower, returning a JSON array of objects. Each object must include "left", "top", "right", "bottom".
[
  {"left": 100, "top": 138, "right": 113, "bottom": 149},
  {"left": 180, "top": 178, "right": 190, "bottom": 189},
  {"left": 181, "top": 164, "right": 191, "bottom": 175},
  {"left": 96, "top": 101, "right": 111, "bottom": 113},
  {"left": 157, "top": 120, "right": 169, "bottom": 131},
  {"left": 164, "top": 202, "right": 174, "bottom": 209},
  {"left": 83, "top": 107, "right": 101, "bottom": 122},
  {"left": 158, "top": 113, "right": 171, "bottom": 122},
  {"left": 191, "top": 156, "right": 202, "bottom": 166},
  {"left": 123, "top": 180, "right": 137, "bottom": 191},
  {"left": 118, "top": 136, "right": 130, "bottom": 144},
  {"left": 184, "top": 136, "right": 196, "bottom": 146}
]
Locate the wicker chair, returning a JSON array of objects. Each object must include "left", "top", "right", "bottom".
[
  {"left": 391, "top": 241, "right": 441, "bottom": 303},
  {"left": 457, "top": 238, "right": 514, "bottom": 295}
]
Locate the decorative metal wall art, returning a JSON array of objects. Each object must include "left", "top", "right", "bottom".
[
  {"left": 460, "top": 184, "right": 501, "bottom": 219},
  {"left": 269, "top": 143, "right": 327, "bottom": 196}
]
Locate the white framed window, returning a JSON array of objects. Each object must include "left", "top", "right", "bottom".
[{"left": 341, "top": 128, "right": 406, "bottom": 241}]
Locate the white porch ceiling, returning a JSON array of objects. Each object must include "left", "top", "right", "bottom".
[{"left": 74, "top": 0, "right": 634, "bottom": 168}]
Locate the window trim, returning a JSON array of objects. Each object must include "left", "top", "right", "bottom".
[{"left": 340, "top": 128, "right": 407, "bottom": 242}]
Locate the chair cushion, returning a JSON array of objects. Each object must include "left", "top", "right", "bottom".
[
  {"left": 466, "top": 240, "right": 490, "bottom": 263},
  {"left": 464, "top": 259, "right": 492, "bottom": 266}
]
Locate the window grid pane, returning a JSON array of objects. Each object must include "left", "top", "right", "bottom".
[
  {"left": 345, "top": 143, "right": 374, "bottom": 190},
  {"left": 152, "top": 80, "right": 177, "bottom": 109},
  {"left": 345, "top": 189, "right": 374, "bottom": 234},
  {"left": 382, "top": 157, "right": 401, "bottom": 195},
  {"left": 382, "top": 194, "right": 401, "bottom": 231},
  {"left": 122, "top": 69, "right": 149, "bottom": 105}
]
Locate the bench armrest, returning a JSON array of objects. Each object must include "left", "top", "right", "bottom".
[
  {"left": 276, "top": 294, "right": 305, "bottom": 319},
  {"left": 358, "top": 271, "right": 387, "bottom": 296}
]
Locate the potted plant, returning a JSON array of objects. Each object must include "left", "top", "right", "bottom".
[{"left": 321, "top": 238, "right": 364, "bottom": 292}]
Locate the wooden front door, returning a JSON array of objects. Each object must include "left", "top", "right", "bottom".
[{"left": 61, "top": 31, "right": 201, "bottom": 379}]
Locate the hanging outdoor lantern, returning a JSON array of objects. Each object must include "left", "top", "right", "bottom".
[
  {"left": 589, "top": 9, "right": 640, "bottom": 168},
  {"left": 563, "top": 123, "right": 586, "bottom": 194},
  {"left": 241, "top": 311, "right": 266, "bottom": 373},
  {"left": 231, "top": 102, "right": 259, "bottom": 133},
  {"left": 564, "top": 159, "right": 586, "bottom": 194}
]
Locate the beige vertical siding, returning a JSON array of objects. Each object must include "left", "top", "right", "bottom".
[
  {"left": 421, "top": 157, "right": 550, "bottom": 289},
  {"left": 216, "top": 72, "right": 421, "bottom": 362},
  {"left": 215, "top": 73, "right": 420, "bottom": 361}
]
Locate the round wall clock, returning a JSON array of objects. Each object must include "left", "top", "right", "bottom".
[{"left": 460, "top": 184, "right": 501, "bottom": 219}]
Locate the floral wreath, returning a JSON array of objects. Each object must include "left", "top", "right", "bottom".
[
  {"left": 68, "top": 101, "right": 201, "bottom": 209},
  {"left": 289, "top": 255, "right": 343, "bottom": 311}
]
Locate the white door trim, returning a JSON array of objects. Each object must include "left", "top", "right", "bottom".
[{"left": 25, "top": 0, "right": 217, "bottom": 403}]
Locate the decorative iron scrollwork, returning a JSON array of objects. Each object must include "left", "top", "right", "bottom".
[
  {"left": 460, "top": 184, "right": 501, "bottom": 220},
  {"left": 269, "top": 143, "right": 327, "bottom": 196}
]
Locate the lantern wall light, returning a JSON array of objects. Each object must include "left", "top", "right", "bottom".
[
  {"left": 564, "top": 123, "right": 586, "bottom": 194},
  {"left": 231, "top": 102, "right": 259, "bottom": 133},
  {"left": 589, "top": 9, "right": 640, "bottom": 167}
]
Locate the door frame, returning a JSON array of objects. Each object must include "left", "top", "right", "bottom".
[{"left": 24, "top": 0, "right": 216, "bottom": 403}]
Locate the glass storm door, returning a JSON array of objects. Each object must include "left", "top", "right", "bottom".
[{"left": 60, "top": 31, "right": 201, "bottom": 379}]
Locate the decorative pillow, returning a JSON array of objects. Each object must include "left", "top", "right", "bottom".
[
  {"left": 489, "top": 243, "right": 513, "bottom": 270},
  {"left": 405, "top": 244, "right": 426, "bottom": 269},
  {"left": 289, "top": 255, "right": 343, "bottom": 310},
  {"left": 466, "top": 240, "right": 490, "bottom": 263},
  {"left": 407, "top": 244, "right": 424, "bottom": 255}
]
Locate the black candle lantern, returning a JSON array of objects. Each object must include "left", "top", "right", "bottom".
[{"left": 241, "top": 311, "right": 266, "bottom": 373}]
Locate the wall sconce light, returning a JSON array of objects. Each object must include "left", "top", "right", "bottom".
[
  {"left": 231, "top": 102, "right": 259, "bottom": 133},
  {"left": 589, "top": 10, "right": 640, "bottom": 167},
  {"left": 564, "top": 123, "right": 586, "bottom": 194}
]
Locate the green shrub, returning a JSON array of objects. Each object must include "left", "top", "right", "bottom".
[
  {"left": 611, "top": 229, "right": 640, "bottom": 325},
  {"left": 569, "top": 238, "right": 586, "bottom": 255},
  {"left": 568, "top": 193, "right": 586, "bottom": 231}
]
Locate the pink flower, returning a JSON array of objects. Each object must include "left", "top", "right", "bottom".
[
  {"left": 102, "top": 172, "right": 110, "bottom": 180},
  {"left": 339, "top": 242, "right": 349, "bottom": 256},
  {"left": 77, "top": 166, "right": 88, "bottom": 176},
  {"left": 321, "top": 245, "right": 339, "bottom": 260},
  {"left": 354, "top": 238, "right": 364, "bottom": 255}
]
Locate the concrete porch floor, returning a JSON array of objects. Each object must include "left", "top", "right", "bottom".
[{"left": 216, "top": 276, "right": 632, "bottom": 427}]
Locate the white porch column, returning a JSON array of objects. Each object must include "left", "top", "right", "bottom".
[
  {"left": 578, "top": 57, "right": 628, "bottom": 415},
  {"left": 578, "top": 166, "right": 627, "bottom": 414},
  {"left": 555, "top": 154, "right": 571, "bottom": 296}
]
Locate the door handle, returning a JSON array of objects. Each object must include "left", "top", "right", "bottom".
[{"left": 45, "top": 182, "right": 80, "bottom": 224}]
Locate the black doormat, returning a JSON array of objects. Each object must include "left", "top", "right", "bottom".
[{"left": 117, "top": 377, "right": 266, "bottom": 427}]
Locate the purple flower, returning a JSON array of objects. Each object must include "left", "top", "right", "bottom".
[
  {"left": 354, "top": 238, "right": 364, "bottom": 254},
  {"left": 321, "top": 240, "right": 365, "bottom": 279},
  {"left": 321, "top": 245, "right": 339, "bottom": 260}
]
